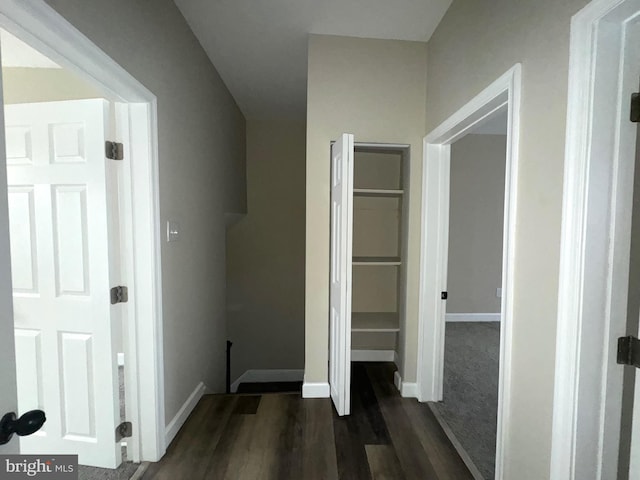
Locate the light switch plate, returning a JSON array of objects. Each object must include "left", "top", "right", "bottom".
[{"left": 167, "top": 220, "right": 180, "bottom": 242}]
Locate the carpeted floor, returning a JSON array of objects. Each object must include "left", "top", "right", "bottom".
[{"left": 431, "top": 321, "right": 500, "bottom": 480}]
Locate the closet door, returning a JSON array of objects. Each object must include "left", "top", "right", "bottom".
[{"left": 329, "top": 133, "right": 354, "bottom": 416}]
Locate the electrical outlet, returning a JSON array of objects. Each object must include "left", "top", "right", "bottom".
[{"left": 496, "top": 287, "right": 502, "bottom": 298}]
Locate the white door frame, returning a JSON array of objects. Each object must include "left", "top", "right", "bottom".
[
  {"left": 551, "top": 0, "right": 640, "bottom": 479},
  {"left": 0, "top": 1, "right": 165, "bottom": 462},
  {"left": 416, "top": 64, "right": 521, "bottom": 480}
]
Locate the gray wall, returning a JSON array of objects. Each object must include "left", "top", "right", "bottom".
[
  {"left": 447, "top": 134, "right": 506, "bottom": 314},
  {"left": 226, "top": 119, "right": 305, "bottom": 382},
  {"left": 426, "top": 0, "right": 589, "bottom": 477},
  {"left": 44, "top": 0, "right": 247, "bottom": 425}
]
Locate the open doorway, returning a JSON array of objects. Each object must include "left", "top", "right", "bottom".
[
  {"left": 430, "top": 110, "right": 507, "bottom": 479},
  {"left": 0, "top": 0, "right": 164, "bottom": 472},
  {"left": 417, "top": 65, "right": 521, "bottom": 480},
  {"left": 1, "top": 28, "right": 141, "bottom": 477}
]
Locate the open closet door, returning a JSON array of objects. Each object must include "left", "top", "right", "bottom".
[{"left": 329, "top": 133, "right": 354, "bottom": 416}]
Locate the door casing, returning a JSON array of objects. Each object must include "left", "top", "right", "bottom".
[
  {"left": 417, "top": 64, "right": 522, "bottom": 480},
  {"left": 551, "top": 0, "right": 640, "bottom": 478},
  {"left": 0, "top": 0, "right": 166, "bottom": 462}
]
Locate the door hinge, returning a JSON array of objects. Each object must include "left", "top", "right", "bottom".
[
  {"left": 115, "top": 421, "right": 132, "bottom": 442},
  {"left": 105, "top": 141, "right": 124, "bottom": 160},
  {"left": 110, "top": 286, "right": 128, "bottom": 304},
  {"left": 441, "top": 291, "right": 448, "bottom": 300},
  {"left": 617, "top": 335, "right": 640, "bottom": 368},
  {"left": 631, "top": 93, "right": 640, "bottom": 123}
]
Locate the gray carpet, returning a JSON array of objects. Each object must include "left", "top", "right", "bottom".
[
  {"left": 431, "top": 321, "right": 500, "bottom": 480},
  {"left": 78, "top": 367, "right": 143, "bottom": 480}
]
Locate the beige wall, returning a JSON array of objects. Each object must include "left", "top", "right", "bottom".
[
  {"left": 44, "top": 0, "right": 247, "bottom": 425},
  {"left": 306, "top": 34, "right": 427, "bottom": 383},
  {"left": 2, "top": 67, "right": 103, "bottom": 104},
  {"left": 447, "top": 134, "right": 506, "bottom": 314},
  {"left": 226, "top": 119, "right": 305, "bottom": 382},
  {"left": 426, "top": 0, "right": 589, "bottom": 477}
]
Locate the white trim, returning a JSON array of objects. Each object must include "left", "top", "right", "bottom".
[
  {"left": 230, "top": 369, "right": 304, "bottom": 393},
  {"left": 551, "top": 1, "right": 640, "bottom": 479},
  {"left": 417, "top": 64, "right": 521, "bottom": 480},
  {"left": 351, "top": 349, "right": 395, "bottom": 362},
  {"left": 445, "top": 313, "right": 501, "bottom": 322},
  {"left": 394, "top": 370, "right": 402, "bottom": 392},
  {"left": 0, "top": 1, "right": 165, "bottom": 462},
  {"left": 353, "top": 142, "right": 411, "bottom": 150},
  {"left": 393, "top": 350, "right": 400, "bottom": 366},
  {"left": 164, "top": 382, "right": 206, "bottom": 448},
  {"left": 302, "top": 382, "right": 330, "bottom": 398},
  {"left": 401, "top": 382, "right": 418, "bottom": 398},
  {"left": 391, "top": 370, "right": 418, "bottom": 398}
]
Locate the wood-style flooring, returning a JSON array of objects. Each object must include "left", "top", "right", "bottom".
[{"left": 141, "top": 363, "right": 473, "bottom": 480}]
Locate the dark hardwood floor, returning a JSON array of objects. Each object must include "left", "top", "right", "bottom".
[{"left": 141, "top": 363, "right": 473, "bottom": 480}]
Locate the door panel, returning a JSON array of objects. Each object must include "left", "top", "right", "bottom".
[
  {"left": 5, "top": 99, "right": 121, "bottom": 468},
  {"left": 329, "top": 133, "right": 354, "bottom": 416}
]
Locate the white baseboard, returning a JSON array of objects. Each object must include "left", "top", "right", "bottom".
[
  {"left": 230, "top": 369, "right": 304, "bottom": 393},
  {"left": 394, "top": 370, "right": 402, "bottom": 392},
  {"left": 393, "top": 350, "right": 400, "bottom": 366},
  {"left": 302, "top": 382, "right": 330, "bottom": 398},
  {"left": 165, "top": 382, "right": 206, "bottom": 447},
  {"left": 392, "top": 370, "right": 418, "bottom": 398},
  {"left": 445, "top": 313, "right": 501, "bottom": 322},
  {"left": 351, "top": 349, "right": 395, "bottom": 362},
  {"left": 401, "top": 382, "right": 418, "bottom": 398}
]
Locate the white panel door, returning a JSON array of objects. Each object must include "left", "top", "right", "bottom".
[
  {"left": 329, "top": 133, "right": 354, "bottom": 416},
  {"left": 5, "top": 99, "right": 122, "bottom": 468}
]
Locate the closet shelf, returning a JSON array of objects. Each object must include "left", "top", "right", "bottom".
[
  {"left": 353, "top": 188, "right": 404, "bottom": 197},
  {"left": 352, "top": 256, "right": 401, "bottom": 266},
  {"left": 352, "top": 312, "right": 400, "bottom": 332}
]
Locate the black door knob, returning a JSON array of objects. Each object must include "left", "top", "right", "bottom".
[{"left": 0, "top": 410, "right": 46, "bottom": 445}]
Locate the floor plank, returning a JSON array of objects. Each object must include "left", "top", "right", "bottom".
[
  {"left": 365, "top": 363, "right": 441, "bottom": 480},
  {"left": 233, "top": 395, "right": 261, "bottom": 414},
  {"left": 142, "top": 364, "right": 471, "bottom": 480},
  {"left": 365, "top": 445, "right": 406, "bottom": 480},
  {"left": 301, "top": 398, "right": 339, "bottom": 480},
  {"left": 333, "top": 408, "right": 372, "bottom": 480}
]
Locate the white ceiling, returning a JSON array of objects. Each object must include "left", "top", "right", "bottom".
[
  {"left": 174, "top": 0, "right": 452, "bottom": 120},
  {"left": 0, "top": 29, "right": 61, "bottom": 69}
]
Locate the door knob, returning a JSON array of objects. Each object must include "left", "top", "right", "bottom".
[{"left": 0, "top": 410, "right": 46, "bottom": 445}]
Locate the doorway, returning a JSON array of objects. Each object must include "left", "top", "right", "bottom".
[
  {"left": 417, "top": 65, "right": 521, "bottom": 480},
  {"left": 551, "top": 0, "right": 640, "bottom": 478},
  {"left": 431, "top": 110, "right": 508, "bottom": 479},
  {"left": 0, "top": 0, "right": 164, "bottom": 466}
]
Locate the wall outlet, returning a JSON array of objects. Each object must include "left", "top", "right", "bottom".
[{"left": 496, "top": 287, "right": 502, "bottom": 298}]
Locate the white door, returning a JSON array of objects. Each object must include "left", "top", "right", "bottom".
[
  {"left": 329, "top": 133, "right": 354, "bottom": 416},
  {"left": 5, "top": 99, "right": 122, "bottom": 468}
]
